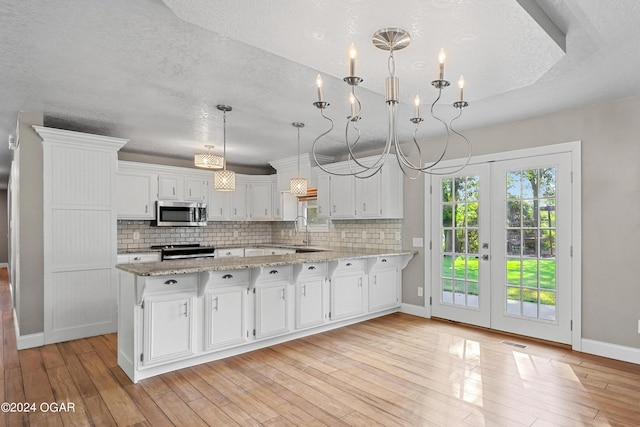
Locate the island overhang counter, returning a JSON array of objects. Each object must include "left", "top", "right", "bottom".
[{"left": 116, "top": 249, "right": 415, "bottom": 383}]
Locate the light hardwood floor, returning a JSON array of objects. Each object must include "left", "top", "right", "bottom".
[{"left": 2, "top": 270, "right": 639, "bottom": 426}]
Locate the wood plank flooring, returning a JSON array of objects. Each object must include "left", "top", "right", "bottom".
[{"left": 2, "top": 269, "right": 640, "bottom": 426}]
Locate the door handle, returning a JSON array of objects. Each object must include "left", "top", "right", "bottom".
[{"left": 482, "top": 254, "right": 490, "bottom": 261}]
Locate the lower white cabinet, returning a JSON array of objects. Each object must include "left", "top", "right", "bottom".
[
  {"left": 254, "top": 266, "right": 292, "bottom": 339},
  {"left": 294, "top": 263, "right": 327, "bottom": 329},
  {"left": 369, "top": 267, "right": 399, "bottom": 312},
  {"left": 204, "top": 285, "right": 248, "bottom": 351},
  {"left": 330, "top": 260, "right": 366, "bottom": 321},
  {"left": 142, "top": 292, "right": 196, "bottom": 366}
]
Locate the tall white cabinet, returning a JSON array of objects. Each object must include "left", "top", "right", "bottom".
[{"left": 35, "top": 127, "right": 127, "bottom": 344}]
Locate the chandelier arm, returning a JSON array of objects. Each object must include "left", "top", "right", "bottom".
[
  {"left": 423, "top": 109, "right": 473, "bottom": 175},
  {"left": 393, "top": 123, "right": 423, "bottom": 180}
]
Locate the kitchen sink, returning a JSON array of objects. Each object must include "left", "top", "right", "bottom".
[{"left": 294, "top": 247, "right": 325, "bottom": 253}]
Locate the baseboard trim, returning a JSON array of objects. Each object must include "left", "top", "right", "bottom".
[
  {"left": 13, "top": 309, "right": 45, "bottom": 350},
  {"left": 400, "top": 303, "right": 429, "bottom": 318},
  {"left": 581, "top": 338, "right": 640, "bottom": 364}
]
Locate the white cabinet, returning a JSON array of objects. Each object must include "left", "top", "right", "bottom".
[
  {"left": 117, "top": 253, "right": 161, "bottom": 264},
  {"left": 229, "top": 178, "right": 247, "bottom": 220},
  {"left": 316, "top": 173, "right": 331, "bottom": 219},
  {"left": 214, "top": 248, "right": 244, "bottom": 258},
  {"left": 117, "top": 170, "right": 157, "bottom": 219},
  {"left": 294, "top": 263, "right": 327, "bottom": 330},
  {"left": 158, "top": 174, "right": 182, "bottom": 200},
  {"left": 253, "top": 266, "right": 292, "bottom": 339},
  {"left": 263, "top": 247, "right": 295, "bottom": 255},
  {"left": 203, "top": 270, "right": 250, "bottom": 351},
  {"left": 330, "top": 259, "right": 366, "bottom": 321},
  {"left": 330, "top": 174, "right": 356, "bottom": 219},
  {"left": 369, "top": 267, "right": 399, "bottom": 312},
  {"left": 184, "top": 176, "right": 208, "bottom": 202},
  {"left": 247, "top": 178, "right": 272, "bottom": 220},
  {"left": 273, "top": 191, "right": 298, "bottom": 221},
  {"left": 313, "top": 159, "right": 403, "bottom": 220},
  {"left": 208, "top": 184, "right": 230, "bottom": 220}
]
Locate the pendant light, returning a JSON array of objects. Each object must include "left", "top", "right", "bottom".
[
  {"left": 194, "top": 144, "right": 224, "bottom": 169},
  {"left": 214, "top": 105, "right": 235, "bottom": 191},
  {"left": 290, "top": 122, "right": 307, "bottom": 196}
]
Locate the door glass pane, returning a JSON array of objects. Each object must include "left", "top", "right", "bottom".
[
  {"left": 439, "top": 175, "right": 481, "bottom": 310},
  {"left": 504, "top": 167, "right": 557, "bottom": 321}
]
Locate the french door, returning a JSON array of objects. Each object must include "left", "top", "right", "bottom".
[{"left": 430, "top": 152, "right": 573, "bottom": 344}]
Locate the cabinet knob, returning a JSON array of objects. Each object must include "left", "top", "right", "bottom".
[
  {"left": 164, "top": 279, "right": 178, "bottom": 285},
  {"left": 226, "top": 251, "right": 232, "bottom": 255},
  {"left": 133, "top": 256, "right": 141, "bottom": 261}
]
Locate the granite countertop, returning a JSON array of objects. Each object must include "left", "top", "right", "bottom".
[{"left": 116, "top": 249, "right": 416, "bottom": 276}]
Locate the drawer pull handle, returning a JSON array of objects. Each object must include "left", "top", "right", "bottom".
[
  {"left": 382, "top": 259, "right": 387, "bottom": 263},
  {"left": 269, "top": 270, "right": 279, "bottom": 275},
  {"left": 164, "top": 279, "right": 178, "bottom": 285},
  {"left": 222, "top": 274, "right": 233, "bottom": 279},
  {"left": 226, "top": 251, "right": 232, "bottom": 255},
  {"left": 133, "top": 256, "right": 141, "bottom": 261},
  {"left": 346, "top": 262, "right": 352, "bottom": 267},
  {"left": 308, "top": 266, "right": 316, "bottom": 270}
]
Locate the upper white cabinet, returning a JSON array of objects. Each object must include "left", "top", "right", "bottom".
[
  {"left": 158, "top": 174, "right": 182, "bottom": 200},
  {"left": 314, "top": 159, "right": 403, "bottom": 220},
  {"left": 247, "top": 177, "right": 272, "bottom": 220},
  {"left": 117, "top": 167, "right": 157, "bottom": 220},
  {"left": 184, "top": 176, "right": 208, "bottom": 202},
  {"left": 229, "top": 176, "right": 248, "bottom": 220}
]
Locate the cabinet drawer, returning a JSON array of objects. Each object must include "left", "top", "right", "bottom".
[
  {"left": 145, "top": 274, "right": 198, "bottom": 295},
  {"left": 295, "top": 262, "right": 327, "bottom": 280},
  {"left": 253, "top": 265, "right": 292, "bottom": 284},
  {"left": 334, "top": 258, "right": 365, "bottom": 272},
  {"left": 205, "top": 269, "right": 250, "bottom": 287},
  {"left": 215, "top": 248, "right": 244, "bottom": 258}
]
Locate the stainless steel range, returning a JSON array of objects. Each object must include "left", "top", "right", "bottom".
[{"left": 150, "top": 244, "right": 215, "bottom": 261}]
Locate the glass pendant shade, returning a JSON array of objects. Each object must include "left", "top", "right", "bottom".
[
  {"left": 290, "top": 177, "right": 307, "bottom": 195},
  {"left": 194, "top": 145, "right": 224, "bottom": 169},
  {"left": 214, "top": 169, "right": 235, "bottom": 191}
]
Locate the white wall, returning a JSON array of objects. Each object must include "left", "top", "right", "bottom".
[{"left": 402, "top": 95, "right": 640, "bottom": 350}]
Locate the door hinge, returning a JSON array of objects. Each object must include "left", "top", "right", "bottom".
[
  {"left": 140, "top": 353, "right": 143, "bottom": 362},
  {"left": 570, "top": 320, "right": 573, "bottom": 331},
  {"left": 570, "top": 171, "right": 573, "bottom": 183},
  {"left": 253, "top": 329, "right": 256, "bottom": 337},
  {"left": 141, "top": 301, "right": 144, "bottom": 310},
  {"left": 429, "top": 296, "right": 432, "bottom": 306},
  {"left": 570, "top": 246, "right": 573, "bottom": 257}
]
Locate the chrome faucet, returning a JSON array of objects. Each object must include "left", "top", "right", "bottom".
[{"left": 294, "top": 215, "right": 310, "bottom": 246}]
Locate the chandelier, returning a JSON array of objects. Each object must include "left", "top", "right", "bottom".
[
  {"left": 214, "top": 104, "right": 235, "bottom": 191},
  {"left": 194, "top": 144, "right": 224, "bottom": 169},
  {"left": 312, "top": 28, "right": 472, "bottom": 179}
]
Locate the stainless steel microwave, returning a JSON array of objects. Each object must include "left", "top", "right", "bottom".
[{"left": 154, "top": 201, "right": 207, "bottom": 227}]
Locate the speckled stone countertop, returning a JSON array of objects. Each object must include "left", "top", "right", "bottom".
[{"left": 116, "top": 249, "right": 416, "bottom": 276}]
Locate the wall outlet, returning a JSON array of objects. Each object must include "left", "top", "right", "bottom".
[
  {"left": 133, "top": 231, "right": 140, "bottom": 240},
  {"left": 412, "top": 237, "right": 423, "bottom": 248},
  {"left": 396, "top": 232, "right": 401, "bottom": 241},
  {"left": 379, "top": 231, "right": 385, "bottom": 240},
  {"left": 418, "top": 287, "right": 423, "bottom": 297}
]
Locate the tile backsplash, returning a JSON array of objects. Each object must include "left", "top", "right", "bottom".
[{"left": 118, "top": 219, "right": 402, "bottom": 252}]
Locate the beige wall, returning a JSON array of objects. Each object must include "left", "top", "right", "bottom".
[
  {"left": 0, "top": 189, "right": 7, "bottom": 264},
  {"left": 401, "top": 95, "right": 640, "bottom": 349}
]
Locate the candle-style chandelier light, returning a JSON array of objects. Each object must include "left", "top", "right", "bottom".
[{"left": 312, "top": 28, "right": 472, "bottom": 179}]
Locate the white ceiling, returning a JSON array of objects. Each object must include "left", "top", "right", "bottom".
[{"left": 0, "top": 0, "right": 639, "bottom": 188}]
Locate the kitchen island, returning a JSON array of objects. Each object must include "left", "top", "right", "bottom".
[{"left": 117, "top": 249, "right": 415, "bottom": 383}]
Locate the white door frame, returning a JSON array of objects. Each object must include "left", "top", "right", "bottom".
[{"left": 423, "top": 141, "right": 582, "bottom": 351}]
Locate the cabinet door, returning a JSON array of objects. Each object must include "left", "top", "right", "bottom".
[
  {"left": 358, "top": 172, "right": 382, "bottom": 218},
  {"left": 230, "top": 182, "right": 247, "bottom": 220},
  {"left": 330, "top": 174, "right": 356, "bottom": 218},
  {"left": 208, "top": 183, "right": 230, "bottom": 220},
  {"left": 143, "top": 294, "right": 195, "bottom": 365},
  {"left": 369, "top": 267, "right": 399, "bottom": 312},
  {"left": 248, "top": 182, "right": 272, "bottom": 220},
  {"left": 204, "top": 287, "right": 247, "bottom": 351},
  {"left": 331, "top": 273, "right": 365, "bottom": 320},
  {"left": 316, "top": 173, "right": 330, "bottom": 219},
  {"left": 117, "top": 172, "right": 156, "bottom": 219},
  {"left": 184, "top": 177, "right": 208, "bottom": 202},
  {"left": 158, "top": 174, "right": 182, "bottom": 200},
  {"left": 296, "top": 278, "right": 325, "bottom": 329},
  {"left": 255, "top": 283, "right": 289, "bottom": 339}
]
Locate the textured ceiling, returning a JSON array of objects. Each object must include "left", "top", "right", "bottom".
[{"left": 0, "top": 0, "right": 639, "bottom": 188}]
